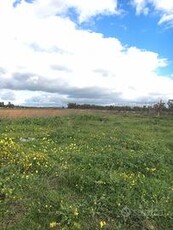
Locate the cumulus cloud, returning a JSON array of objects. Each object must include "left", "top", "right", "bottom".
[
  {"left": 31, "top": 0, "right": 119, "bottom": 22},
  {"left": 66, "top": 0, "right": 119, "bottom": 22},
  {"left": 0, "top": 0, "right": 173, "bottom": 106}
]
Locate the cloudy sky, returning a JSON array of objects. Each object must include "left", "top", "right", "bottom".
[{"left": 0, "top": 0, "right": 173, "bottom": 107}]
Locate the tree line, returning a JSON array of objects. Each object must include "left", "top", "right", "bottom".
[
  {"left": 67, "top": 99, "right": 173, "bottom": 115},
  {"left": 1, "top": 99, "right": 173, "bottom": 115},
  {"left": 0, "top": 101, "right": 14, "bottom": 108}
]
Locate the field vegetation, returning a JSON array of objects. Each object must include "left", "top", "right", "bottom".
[{"left": 0, "top": 109, "right": 173, "bottom": 229}]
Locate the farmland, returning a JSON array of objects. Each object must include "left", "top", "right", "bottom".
[{"left": 0, "top": 109, "right": 173, "bottom": 229}]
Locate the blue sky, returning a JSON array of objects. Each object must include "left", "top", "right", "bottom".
[
  {"left": 92, "top": 0, "right": 172, "bottom": 76},
  {"left": 80, "top": 1, "right": 173, "bottom": 75},
  {"left": 0, "top": 0, "right": 173, "bottom": 106}
]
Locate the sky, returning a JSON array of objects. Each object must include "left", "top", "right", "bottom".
[{"left": 0, "top": 0, "right": 173, "bottom": 107}]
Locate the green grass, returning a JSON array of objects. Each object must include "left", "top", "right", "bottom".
[{"left": 1, "top": 112, "right": 173, "bottom": 229}]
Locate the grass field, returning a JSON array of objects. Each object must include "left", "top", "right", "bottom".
[{"left": 0, "top": 109, "right": 173, "bottom": 229}]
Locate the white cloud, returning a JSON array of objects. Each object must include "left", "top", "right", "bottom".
[
  {"left": 152, "top": 0, "right": 173, "bottom": 12},
  {"left": 151, "top": 0, "right": 173, "bottom": 26},
  {"left": 131, "top": 0, "right": 149, "bottom": 15},
  {"left": 132, "top": 0, "right": 173, "bottom": 26},
  {"left": 0, "top": 0, "right": 173, "bottom": 106},
  {"left": 65, "top": 0, "right": 119, "bottom": 22},
  {"left": 29, "top": 0, "right": 119, "bottom": 22},
  {"left": 158, "top": 14, "right": 173, "bottom": 26}
]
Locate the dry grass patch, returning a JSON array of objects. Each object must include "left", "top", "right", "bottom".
[{"left": 0, "top": 108, "right": 92, "bottom": 119}]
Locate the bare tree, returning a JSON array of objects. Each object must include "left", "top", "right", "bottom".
[{"left": 153, "top": 100, "right": 165, "bottom": 116}]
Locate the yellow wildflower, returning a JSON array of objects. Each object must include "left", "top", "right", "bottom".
[
  {"left": 49, "top": 221, "right": 58, "bottom": 228},
  {"left": 74, "top": 208, "right": 79, "bottom": 216},
  {"left": 100, "top": 220, "right": 106, "bottom": 228}
]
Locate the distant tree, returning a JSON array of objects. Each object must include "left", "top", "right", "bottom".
[
  {"left": 67, "top": 103, "right": 77, "bottom": 109},
  {"left": 167, "top": 99, "right": 173, "bottom": 110},
  {"left": 7, "top": 101, "right": 14, "bottom": 108},
  {"left": 153, "top": 100, "right": 166, "bottom": 116},
  {"left": 0, "top": 102, "right": 5, "bottom": 107}
]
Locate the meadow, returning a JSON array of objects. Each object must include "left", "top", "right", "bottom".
[{"left": 0, "top": 109, "right": 173, "bottom": 229}]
